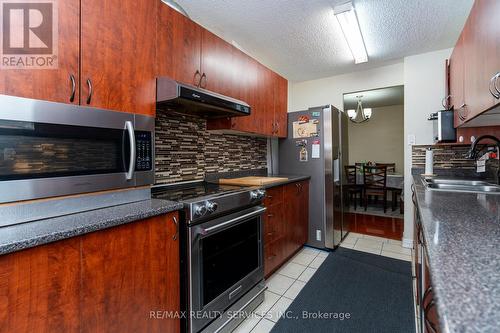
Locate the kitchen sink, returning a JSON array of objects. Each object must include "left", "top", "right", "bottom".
[{"left": 422, "top": 178, "right": 500, "bottom": 194}]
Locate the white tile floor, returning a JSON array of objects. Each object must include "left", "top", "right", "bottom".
[{"left": 232, "top": 232, "right": 417, "bottom": 333}]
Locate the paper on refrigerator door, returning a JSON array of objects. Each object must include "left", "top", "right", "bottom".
[{"left": 311, "top": 141, "right": 320, "bottom": 158}]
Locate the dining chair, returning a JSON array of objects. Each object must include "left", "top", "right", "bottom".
[
  {"left": 344, "top": 165, "right": 363, "bottom": 210},
  {"left": 375, "top": 163, "right": 401, "bottom": 211},
  {"left": 375, "top": 163, "right": 396, "bottom": 173},
  {"left": 363, "top": 165, "right": 388, "bottom": 213}
]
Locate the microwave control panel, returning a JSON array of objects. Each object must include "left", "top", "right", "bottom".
[{"left": 135, "top": 131, "right": 153, "bottom": 171}]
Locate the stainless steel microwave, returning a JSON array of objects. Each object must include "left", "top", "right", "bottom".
[{"left": 0, "top": 94, "right": 155, "bottom": 203}]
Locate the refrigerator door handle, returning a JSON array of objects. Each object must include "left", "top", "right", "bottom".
[{"left": 333, "top": 159, "right": 340, "bottom": 182}]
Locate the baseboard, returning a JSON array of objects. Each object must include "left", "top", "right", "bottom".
[{"left": 402, "top": 237, "right": 414, "bottom": 249}]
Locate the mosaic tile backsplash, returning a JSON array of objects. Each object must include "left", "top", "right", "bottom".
[
  {"left": 412, "top": 144, "right": 499, "bottom": 181},
  {"left": 412, "top": 144, "right": 476, "bottom": 169},
  {"left": 155, "top": 111, "right": 268, "bottom": 184}
]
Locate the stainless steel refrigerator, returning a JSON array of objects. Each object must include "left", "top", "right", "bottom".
[{"left": 278, "top": 105, "right": 349, "bottom": 249}]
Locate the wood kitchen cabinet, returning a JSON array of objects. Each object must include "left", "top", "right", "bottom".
[
  {"left": 81, "top": 0, "right": 157, "bottom": 116},
  {"left": 284, "top": 181, "right": 309, "bottom": 254},
  {"left": 450, "top": 34, "right": 466, "bottom": 127},
  {"left": 0, "top": 212, "right": 180, "bottom": 333},
  {"left": 81, "top": 213, "right": 179, "bottom": 333},
  {"left": 263, "top": 180, "right": 309, "bottom": 277},
  {"left": 156, "top": 2, "right": 288, "bottom": 137},
  {"left": 157, "top": 2, "right": 202, "bottom": 87},
  {"left": 0, "top": 238, "right": 81, "bottom": 333},
  {"left": 0, "top": 0, "right": 156, "bottom": 116},
  {"left": 450, "top": 0, "right": 500, "bottom": 127},
  {"left": 0, "top": 0, "right": 80, "bottom": 104}
]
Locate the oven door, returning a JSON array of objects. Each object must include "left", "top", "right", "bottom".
[
  {"left": 0, "top": 94, "right": 154, "bottom": 203},
  {"left": 189, "top": 205, "right": 265, "bottom": 333}
]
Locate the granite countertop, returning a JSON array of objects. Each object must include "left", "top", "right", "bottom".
[
  {"left": 0, "top": 199, "right": 183, "bottom": 256},
  {"left": 412, "top": 175, "right": 500, "bottom": 332}
]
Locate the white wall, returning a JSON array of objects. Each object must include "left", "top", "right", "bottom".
[
  {"left": 289, "top": 62, "right": 404, "bottom": 112},
  {"left": 402, "top": 48, "right": 452, "bottom": 246},
  {"left": 348, "top": 105, "right": 404, "bottom": 174}
]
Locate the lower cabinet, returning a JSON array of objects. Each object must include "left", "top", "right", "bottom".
[
  {"left": 412, "top": 185, "right": 441, "bottom": 333},
  {"left": 263, "top": 180, "right": 309, "bottom": 277},
  {"left": 0, "top": 212, "right": 180, "bottom": 333}
]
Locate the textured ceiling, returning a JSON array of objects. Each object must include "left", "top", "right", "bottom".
[
  {"left": 176, "top": 0, "right": 473, "bottom": 82},
  {"left": 344, "top": 85, "right": 404, "bottom": 109}
]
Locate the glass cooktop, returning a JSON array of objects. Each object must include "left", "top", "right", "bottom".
[{"left": 152, "top": 182, "right": 246, "bottom": 202}]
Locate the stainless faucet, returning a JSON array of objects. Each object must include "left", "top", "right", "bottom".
[{"left": 465, "top": 135, "right": 500, "bottom": 184}]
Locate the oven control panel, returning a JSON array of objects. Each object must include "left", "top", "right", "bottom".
[{"left": 135, "top": 131, "right": 153, "bottom": 171}]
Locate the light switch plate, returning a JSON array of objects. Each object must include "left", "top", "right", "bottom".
[
  {"left": 408, "top": 134, "right": 416, "bottom": 145},
  {"left": 316, "top": 229, "right": 322, "bottom": 241}
]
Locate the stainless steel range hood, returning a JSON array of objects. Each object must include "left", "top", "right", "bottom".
[{"left": 156, "top": 77, "right": 251, "bottom": 118}]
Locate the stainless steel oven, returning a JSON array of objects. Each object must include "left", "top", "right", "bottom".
[
  {"left": 0, "top": 94, "right": 155, "bottom": 203},
  {"left": 188, "top": 205, "right": 265, "bottom": 333}
]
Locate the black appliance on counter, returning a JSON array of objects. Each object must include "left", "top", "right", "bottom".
[
  {"left": 428, "top": 110, "right": 456, "bottom": 143},
  {"left": 153, "top": 181, "right": 266, "bottom": 333}
]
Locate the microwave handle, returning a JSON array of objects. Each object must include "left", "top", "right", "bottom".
[{"left": 125, "top": 121, "right": 136, "bottom": 180}]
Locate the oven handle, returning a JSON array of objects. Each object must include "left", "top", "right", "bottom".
[
  {"left": 125, "top": 121, "right": 136, "bottom": 180},
  {"left": 200, "top": 207, "right": 266, "bottom": 235}
]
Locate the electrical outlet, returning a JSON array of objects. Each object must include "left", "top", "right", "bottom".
[{"left": 316, "top": 230, "right": 322, "bottom": 241}]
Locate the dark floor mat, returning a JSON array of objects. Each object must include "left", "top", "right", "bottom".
[{"left": 270, "top": 247, "right": 415, "bottom": 333}]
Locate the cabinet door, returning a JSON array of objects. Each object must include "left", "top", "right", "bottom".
[
  {"left": 0, "top": 0, "right": 80, "bottom": 104},
  {"left": 450, "top": 34, "right": 466, "bottom": 127},
  {"left": 284, "top": 182, "right": 308, "bottom": 256},
  {"left": 157, "top": 2, "right": 202, "bottom": 87},
  {"left": 0, "top": 239, "right": 80, "bottom": 333},
  {"left": 463, "top": 0, "right": 500, "bottom": 120},
  {"left": 273, "top": 73, "right": 288, "bottom": 138},
  {"left": 201, "top": 29, "right": 235, "bottom": 97},
  {"left": 81, "top": 213, "right": 180, "bottom": 333},
  {"left": 81, "top": 0, "right": 156, "bottom": 115}
]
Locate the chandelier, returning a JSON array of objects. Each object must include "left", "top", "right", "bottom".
[{"left": 347, "top": 95, "right": 372, "bottom": 123}]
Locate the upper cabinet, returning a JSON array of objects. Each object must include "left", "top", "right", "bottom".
[
  {"left": 0, "top": 0, "right": 156, "bottom": 116},
  {"left": 0, "top": 0, "right": 80, "bottom": 104},
  {"left": 157, "top": 3, "right": 202, "bottom": 87},
  {"left": 450, "top": 34, "right": 466, "bottom": 127},
  {"left": 449, "top": 0, "right": 500, "bottom": 126},
  {"left": 157, "top": 3, "right": 288, "bottom": 138},
  {"left": 81, "top": 0, "right": 156, "bottom": 116}
]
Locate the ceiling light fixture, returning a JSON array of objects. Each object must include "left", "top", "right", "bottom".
[
  {"left": 347, "top": 95, "right": 372, "bottom": 123},
  {"left": 161, "top": 0, "right": 190, "bottom": 18},
  {"left": 333, "top": 2, "right": 368, "bottom": 64}
]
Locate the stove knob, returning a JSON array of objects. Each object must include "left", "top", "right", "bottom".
[
  {"left": 194, "top": 204, "right": 207, "bottom": 217},
  {"left": 257, "top": 189, "right": 266, "bottom": 199},
  {"left": 250, "top": 191, "right": 259, "bottom": 200},
  {"left": 206, "top": 201, "right": 218, "bottom": 213}
]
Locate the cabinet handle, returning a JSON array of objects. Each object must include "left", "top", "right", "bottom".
[
  {"left": 489, "top": 73, "right": 500, "bottom": 99},
  {"left": 267, "top": 213, "right": 274, "bottom": 217},
  {"left": 86, "top": 79, "right": 93, "bottom": 105},
  {"left": 275, "top": 121, "right": 280, "bottom": 134},
  {"left": 200, "top": 72, "right": 207, "bottom": 89},
  {"left": 494, "top": 73, "right": 500, "bottom": 98},
  {"left": 194, "top": 70, "right": 201, "bottom": 87},
  {"left": 267, "top": 254, "right": 277, "bottom": 260},
  {"left": 172, "top": 216, "right": 179, "bottom": 241},
  {"left": 423, "top": 300, "right": 438, "bottom": 333},
  {"left": 69, "top": 74, "right": 76, "bottom": 102},
  {"left": 266, "top": 195, "right": 273, "bottom": 199}
]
